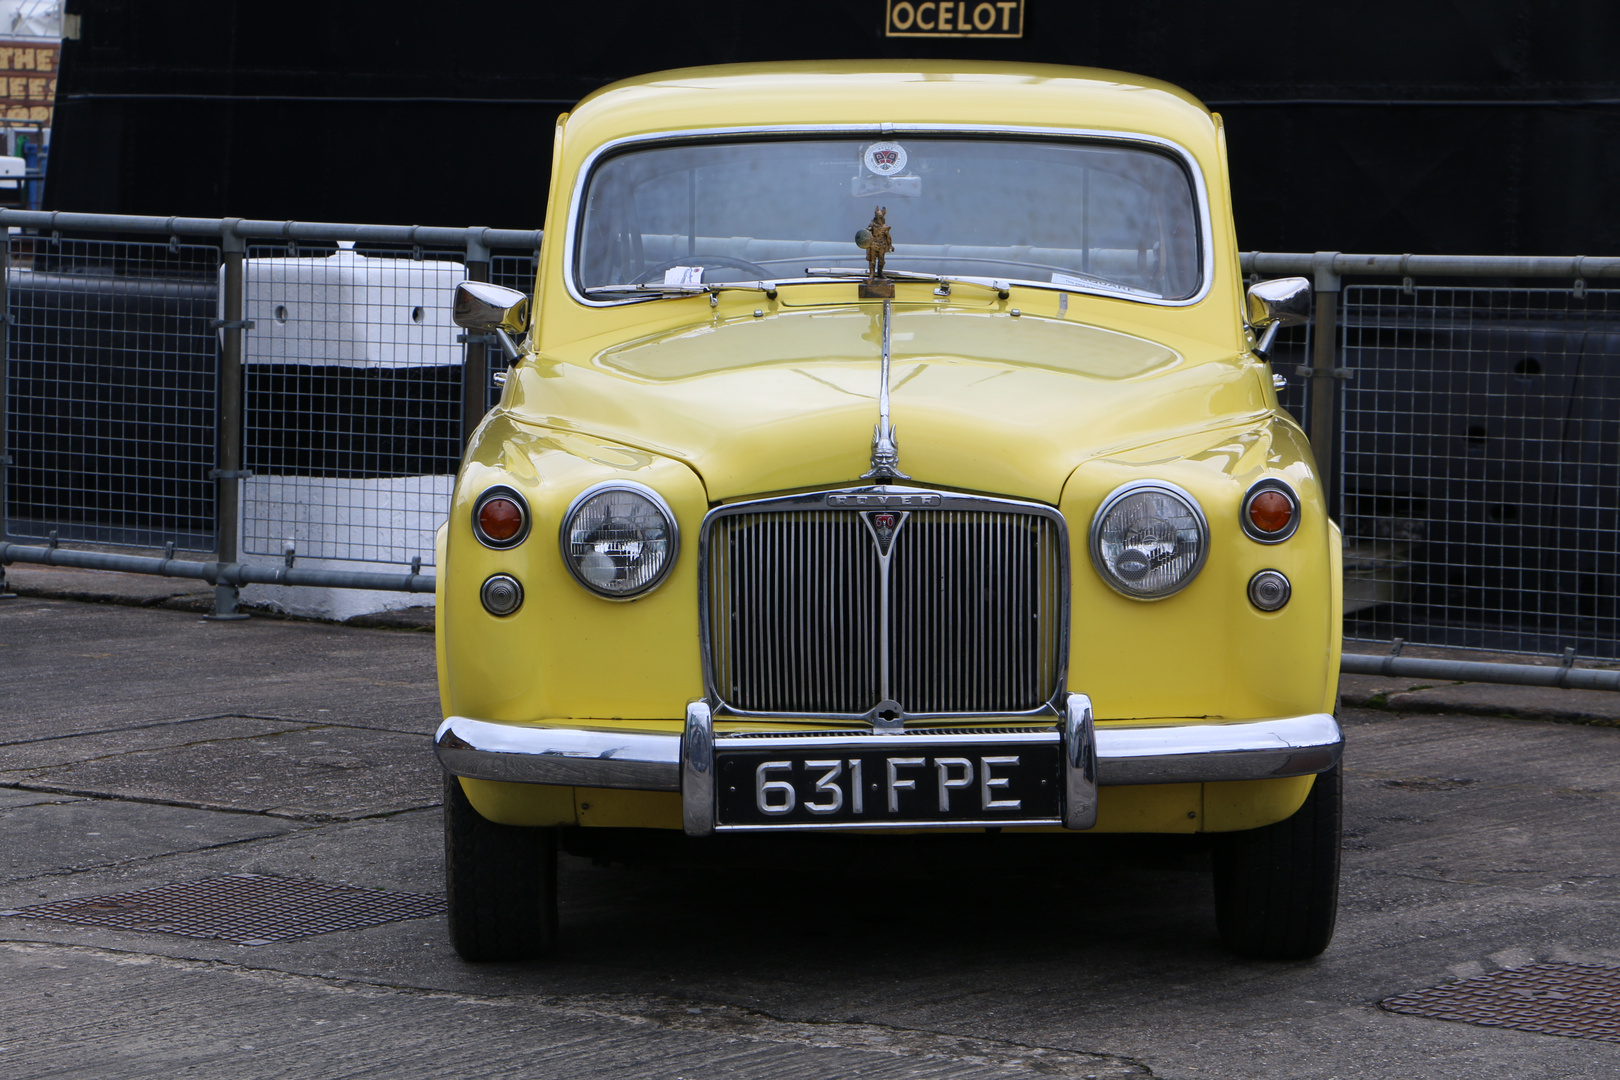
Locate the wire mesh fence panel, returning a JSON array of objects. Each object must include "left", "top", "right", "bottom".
[
  {"left": 239, "top": 244, "right": 464, "bottom": 567},
  {"left": 1339, "top": 285, "right": 1620, "bottom": 657},
  {"left": 4, "top": 235, "right": 220, "bottom": 550},
  {"left": 1266, "top": 320, "right": 1312, "bottom": 434},
  {"left": 487, "top": 251, "right": 537, "bottom": 411}
]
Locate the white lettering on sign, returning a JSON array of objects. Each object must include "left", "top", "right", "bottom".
[
  {"left": 979, "top": 755, "right": 1023, "bottom": 810},
  {"left": 804, "top": 759, "right": 844, "bottom": 814},
  {"left": 756, "top": 760, "right": 796, "bottom": 815},
  {"left": 935, "top": 757, "right": 974, "bottom": 811},
  {"left": 886, "top": 756, "right": 925, "bottom": 812}
]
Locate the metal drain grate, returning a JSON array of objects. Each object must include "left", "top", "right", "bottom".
[
  {"left": 1382, "top": 963, "right": 1620, "bottom": 1042},
  {"left": 0, "top": 874, "right": 446, "bottom": 945}
]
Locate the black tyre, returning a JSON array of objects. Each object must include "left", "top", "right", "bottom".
[
  {"left": 443, "top": 772, "right": 558, "bottom": 961},
  {"left": 1212, "top": 764, "right": 1342, "bottom": 960}
]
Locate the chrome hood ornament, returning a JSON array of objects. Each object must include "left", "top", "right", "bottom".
[{"left": 862, "top": 298, "right": 910, "bottom": 482}]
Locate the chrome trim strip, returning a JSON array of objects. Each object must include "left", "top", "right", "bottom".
[
  {"left": 713, "top": 728, "right": 1060, "bottom": 752},
  {"left": 437, "top": 712, "right": 1342, "bottom": 795},
  {"left": 435, "top": 717, "right": 681, "bottom": 790},
  {"left": 1062, "top": 693, "right": 1098, "bottom": 829},
  {"left": 714, "top": 818, "right": 1062, "bottom": 833},
  {"left": 682, "top": 701, "right": 715, "bottom": 836},
  {"left": 562, "top": 123, "right": 1216, "bottom": 311},
  {"left": 861, "top": 298, "right": 909, "bottom": 482}
]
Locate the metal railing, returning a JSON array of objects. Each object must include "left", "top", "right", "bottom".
[
  {"left": 2, "top": 216, "right": 1619, "bottom": 689},
  {"left": 0, "top": 210, "right": 542, "bottom": 616},
  {"left": 1243, "top": 252, "right": 1620, "bottom": 677}
]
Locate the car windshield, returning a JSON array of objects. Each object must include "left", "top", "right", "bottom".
[{"left": 576, "top": 134, "right": 1203, "bottom": 301}]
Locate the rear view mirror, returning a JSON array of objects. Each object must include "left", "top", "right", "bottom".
[
  {"left": 453, "top": 280, "right": 529, "bottom": 360},
  {"left": 1246, "top": 276, "right": 1312, "bottom": 357}
]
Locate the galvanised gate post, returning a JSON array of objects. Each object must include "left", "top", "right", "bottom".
[
  {"left": 208, "top": 220, "right": 250, "bottom": 620},
  {"left": 1307, "top": 251, "right": 1342, "bottom": 520},
  {"left": 0, "top": 229, "right": 11, "bottom": 600},
  {"left": 462, "top": 232, "right": 492, "bottom": 451}
]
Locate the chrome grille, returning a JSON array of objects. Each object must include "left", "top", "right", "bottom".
[{"left": 704, "top": 494, "right": 1066, "bottom": 718}]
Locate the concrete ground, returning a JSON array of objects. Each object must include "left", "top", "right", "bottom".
[{"left": 2, "top": 568, "right": 1620, "bottom": 1078}]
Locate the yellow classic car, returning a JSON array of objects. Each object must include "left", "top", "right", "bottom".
[{"left": 435, "top": 61, "right": 1340, "bottom": 962}]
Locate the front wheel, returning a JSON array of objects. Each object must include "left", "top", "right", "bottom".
[
  {"left": 443, "top": 773, "right": 558, "bottom": 961},
  {"left": 1211, "top": 765, "right": 1342, "bottom": 960}
]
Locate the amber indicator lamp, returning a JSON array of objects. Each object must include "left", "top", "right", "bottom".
[
  {"left": 1247, "top": 490, "right": 1294, "bottom": 534},
  {"left": 472, "top": 487, "right": 531, "bottom": 549},
  {"left": 479, "top": 499, "right": 523, "bottom": 542}
]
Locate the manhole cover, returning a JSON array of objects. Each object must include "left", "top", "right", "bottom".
[
  {"left": 0, "top": 874, "right": 446, "bottom": 945},
  {"left": 1382, "top": 963, "right": 1620, "bottom": 1042}
]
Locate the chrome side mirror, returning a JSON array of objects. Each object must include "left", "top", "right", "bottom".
[
  {"left": 1245, "top": 276, "right": 1312, "bottom": 357},
  {"left": 453, "top": 280, "right": 530, "bottom": 361}
]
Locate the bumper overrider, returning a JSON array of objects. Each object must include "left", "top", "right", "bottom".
[{"left": 435, "top": 694, "right": 1343, "bottom": 836}]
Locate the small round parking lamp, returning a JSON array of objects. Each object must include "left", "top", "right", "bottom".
[
  {"left": 1248, "top": 569, "right": 1291, "bottom": 611},
  {"left": 480, "top": 574, "right": 524, "bottom": 616}
]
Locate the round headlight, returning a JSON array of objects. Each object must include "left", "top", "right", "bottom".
[
  {"left": 559, "top": 482, "right": 679, "bottom": 599},
  {"left": 1090, "top": 481, "right": 1210, "bottom": 599}
]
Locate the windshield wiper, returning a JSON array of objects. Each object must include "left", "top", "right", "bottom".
[
  {"left": 805, "top": 267, "right": 1011, "bottom": 299},
  {"left": 804, "top": 266, "right": 1161, "bottom": 300},
  {"left": 584, "top": 281, "right": 780, "bottom": 303}
]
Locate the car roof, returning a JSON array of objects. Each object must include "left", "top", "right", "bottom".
[{"left": 563, "top": 61, "right": 1218, "bottom": 155}]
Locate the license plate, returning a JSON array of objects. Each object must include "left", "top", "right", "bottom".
[{"left": 714, "top": 740, "right": 1062, "bottom": 829}]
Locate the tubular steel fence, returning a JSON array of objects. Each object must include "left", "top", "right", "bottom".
[
  {"left": 1, "top": 214, "right": 1618, "bottom": 689},
  {"left": 0, "top": 210, "right": 541, "bottom": 616}
]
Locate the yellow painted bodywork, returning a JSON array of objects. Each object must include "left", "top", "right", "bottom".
[{"left": 438, "top": 62, "right": 1339, "bottom": 836}]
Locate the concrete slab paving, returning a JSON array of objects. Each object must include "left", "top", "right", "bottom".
[
  {"left": 0, "top": 596, "right": 439, "bottom": 737},
  {"left": 0, "top": 798, "right": 297, "bottom": 888},
  {"left": 2, "top": 562, "right": 216, "bottom": 607},
  {"left": 1, "top": 717, "right": 441, "bottom": 820},
  {"left": 4, "top": 594, "right": 1620, "bottom": 1077}
]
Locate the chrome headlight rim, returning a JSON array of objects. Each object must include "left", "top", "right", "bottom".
[
  {"left": 1240, "top": 478, "right": 1301, "bottom": 545},
  {"left": 1089, "top": 479, "right": 1211, "bottom": 601},
  {"left": 471, "top": 485, "right": 532, "bottom": 550},
  {"left": 558, "top": 480, "right": 681, "bottom": 601}
]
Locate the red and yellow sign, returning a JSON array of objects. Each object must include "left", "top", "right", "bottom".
[{"left": 0, "top": 40, "right": 57, "bottom": 125}]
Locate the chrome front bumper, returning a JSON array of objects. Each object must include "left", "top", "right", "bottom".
[{"left": 435, "top": 695, "right": 1343, "bottom": 836}]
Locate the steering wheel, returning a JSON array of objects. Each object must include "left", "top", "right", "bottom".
[{"left": 631, "top": 255, "right": 775, "bottom": 285}]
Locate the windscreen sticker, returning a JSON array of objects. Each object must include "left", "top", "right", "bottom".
[
  {"left": 863, "top": 141, "right": 909, "bottom": 176},
  {"left": 1051, "top": 271, "right": 1159, "bottom": 298},
  {"left": 662, "top": 265, "right": 704, "bottom": 286}
]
